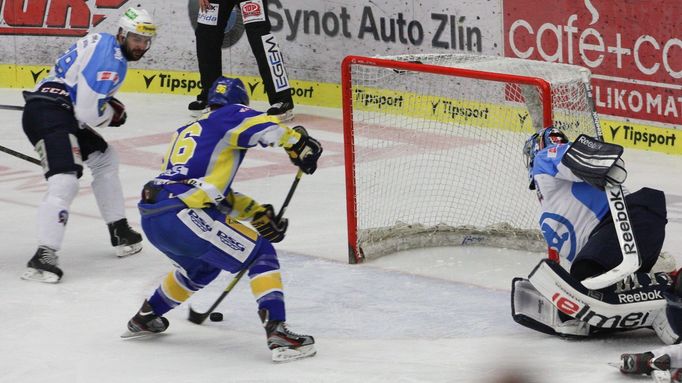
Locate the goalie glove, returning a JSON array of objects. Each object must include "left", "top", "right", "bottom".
[
  {"left": 561, "top": 134, "right": 626, "bottom": 190},
  {"left": 108, "top": 97, "right": 127, "bottom": 127},
  {"left": 286, "top": 126, "right": 322, "bottom": 175},
  {"left": 251, "top": 204, "right": 288, "bottom": 243}
]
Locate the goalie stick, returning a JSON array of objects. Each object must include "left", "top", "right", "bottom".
[
  {"left": 579, "top": 70, "right": 641, "bottom": 290},
  {"left": 187, "top": 169, "right": 304, "bottom": 325}
]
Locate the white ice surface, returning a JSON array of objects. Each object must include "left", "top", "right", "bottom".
[{"left": 1, "top": 89, "right": 682, "bottom": 382}]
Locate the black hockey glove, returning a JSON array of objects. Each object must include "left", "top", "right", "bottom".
[
  {"left": 561, "top": 134, "right": 626, "bottom": 190},
  {"left": 251, "top": 204, "right": 288, "bottom": 243},
  {"left": 286, "top": 126, "right": 322, "bottom": 175},
  {"left": 108, "top": 97, "right": 127, "bottom": 127}
]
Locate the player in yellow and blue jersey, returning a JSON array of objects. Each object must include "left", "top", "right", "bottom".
[{"left": 122, "top": 76, "right": 322, "bottom": 362}]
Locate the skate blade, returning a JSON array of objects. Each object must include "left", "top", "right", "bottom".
[
  {"left": 189, "top": 109, "right": 208, "bottom": 118},
  {"left": 273, "top": 110, "right": 294, "bottom": 122},
  {"left": 271, "top": 345, "right": 316, "bottom": 363},
  {"left": 21, "top": 268, "right": 60, "bottom": 283},
  {"left": 120, "top": 329, "right": 166, "bottom": 340},
  {"left": 116, "top": 242, "right": 143, "bottom": 258}
]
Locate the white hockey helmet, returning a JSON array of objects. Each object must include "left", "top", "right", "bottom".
[{"left": 118, "top": 8, "right": 157, "bottom": 38}]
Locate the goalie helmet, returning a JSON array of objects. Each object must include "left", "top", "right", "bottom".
[
  {"left": 523, "top": 127, "right": 569, "bottom": 190},
  {"left": 208, "top": 76, "right": 249, "bottom": 107}
]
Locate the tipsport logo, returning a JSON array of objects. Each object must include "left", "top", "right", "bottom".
[
  {"left": 0, "top": 0, "right": 128, "bottom": 37},
  {"left": 539, "top": 212, "right": 577, "bottom": 262}
]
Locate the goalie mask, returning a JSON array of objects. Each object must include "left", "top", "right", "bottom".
[
  {"left": 208, "top": 76, "right": 250, "bottom": 107},
  {"left": 117, "top": 8, "right": 157, "bottom": 61},
  {"left": 523, "top": 127, "right": 569, "bottom": 190}
]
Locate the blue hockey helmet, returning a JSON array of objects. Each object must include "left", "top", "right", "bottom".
[
  {"left": 523, "top": 126, "right": 569, "bottom": 189},
  {"left": 207, "top": 76, "right": 249, "bottom": 107}
]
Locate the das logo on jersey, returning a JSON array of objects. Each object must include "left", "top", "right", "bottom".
[{"left": 539, "top": 212, "right": 577, "bottom": 262}]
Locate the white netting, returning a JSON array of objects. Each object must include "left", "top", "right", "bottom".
[{"left": 344, "top": 53, "right": 596, "bottom": 261}]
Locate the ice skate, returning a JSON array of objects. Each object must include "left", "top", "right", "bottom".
[
  {"left": 188, "top": 97, "right": 208, "bottom": 117},
  {"left": 620, "top": 352, "right": 670, "bottom": 375},
  {"left": 21, "top": 246, "right": 63, "bottom": 283},
  {"left": 121, "top": 300, "right": 169, "bottom": 339},
  {"left": 266, "top": 101, "right": 294, "bottom": 122},
  {"left": 259, "top": 309, "right": 316, "bottom": 363},
  {"left": 108, "top": 218, "right": 143, "bottom": 257}
]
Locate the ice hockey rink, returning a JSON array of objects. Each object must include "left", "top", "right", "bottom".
[{"left": 1, "top": 89, "right": 682, "bottom": 383}]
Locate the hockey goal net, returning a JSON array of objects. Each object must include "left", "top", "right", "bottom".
[{"left": 342, "top": 54, "right": 597, "bottom": 264}]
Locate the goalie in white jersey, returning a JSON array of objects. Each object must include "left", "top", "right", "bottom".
[
  {"left": 511, "top": 127, "right": 682, "bottom": 345},
  {"left": 20, "top": 8, "right": 156, "bottom": 283}
]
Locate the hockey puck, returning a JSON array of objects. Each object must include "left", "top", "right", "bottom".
[{"left": 209, "top": 312, "right": 223, "bottom": 322}]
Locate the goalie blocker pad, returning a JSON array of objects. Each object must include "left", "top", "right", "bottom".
[{"left": 561, "top": 134, "right": 624, "bottom": 190}]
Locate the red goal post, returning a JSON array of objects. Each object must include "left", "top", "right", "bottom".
[{"left": 341, "top": 54, "right": 595, "bottom": 264}]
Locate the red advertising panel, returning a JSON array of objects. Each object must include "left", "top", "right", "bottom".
[{"left": 504, "top": 0, "right": 682, "bottom": 125}]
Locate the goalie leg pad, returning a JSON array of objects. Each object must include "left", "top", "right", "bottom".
[
  {"left": 529, "top": 259, "right": 667, "bottom": 330},
  {"left": 512, "top": 277, "right": 591, "bottom": 337}
]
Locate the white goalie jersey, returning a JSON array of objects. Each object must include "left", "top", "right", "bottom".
[{"left": 531, "top": 143, "right": 611, "bottom": 267}]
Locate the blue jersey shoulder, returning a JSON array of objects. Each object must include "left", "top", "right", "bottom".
[
  {"left": 80, "top": 33, "right": 127, "bottom": 96},
  {"left": 533, "top": 144, "right": 570, "bottom": 177}
]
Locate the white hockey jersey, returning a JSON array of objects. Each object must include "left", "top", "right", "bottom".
[
  {"left": 38, "top": 33, "right": 127, "bottom": 128},
  {"left": 531, "top": 143, "right": 610, "bottom": 267}
]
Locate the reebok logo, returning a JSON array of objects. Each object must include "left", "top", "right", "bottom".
[
  {"left": 578, "top": 135, "right": 603, "bottom": 150},
  {"left": 608, "top": 188, "right": 638, "bottom": 256},
  {"left": 617, "top": 290, "right": 663, "bottom": 303}
]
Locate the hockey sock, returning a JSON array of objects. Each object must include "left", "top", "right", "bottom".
[
  {"left": 248, "top": 242, "right": 285, "bottom": 321},
  {"left": 148, "top": 270, "right": 208, "bottom": 315}
]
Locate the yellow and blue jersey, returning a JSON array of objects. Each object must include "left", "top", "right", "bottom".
[{"left": 155, "top": 104, "right": 300, "bottom": 209}]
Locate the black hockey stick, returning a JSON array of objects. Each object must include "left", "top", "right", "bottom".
[
  {"left": 187, "top": 169, "right": 304, "bottom": 324},
  {"left": 579, "top": 70, "right": 641, "bottom": 290},
  {"left": 0, "top": 144, "right": 40, "bottom": 165},
  {"left": 0, "top": 104, "right": 24, "bottom": 111}
]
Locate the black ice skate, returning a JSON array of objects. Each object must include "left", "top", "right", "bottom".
[
  {"left": 108, "top": 218, "right": 143, "bottom": 257},
  {"left": 620, "top": 352, "right": 670, "bottom": 375},
  {"left": 188, "top": 97, "right": 208, "bottom": 117},
  {"left": 121, "top": 300, "right": 169, "bottom": 339},
  {"left": 21, "top": 246, "right": 63, "bottom": 283},
  {"left": 259, "top": 309, "right": 316, "bottom": 363},
  {"left": 266, "top": 101, "right": 294, "bottom": 122}
]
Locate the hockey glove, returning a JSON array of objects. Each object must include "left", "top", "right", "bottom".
[
  {"left": 561, "top": 134, "right": 625, "bottom": 190},
  {"left": 108, "top": 97, "right": 127, "bottom": 127},
  {"left": 251, "top": 204, "right": 288, "bottom": 243},
  {"left": 286, "top": 126, "right": 322, "bottom": 175}
]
